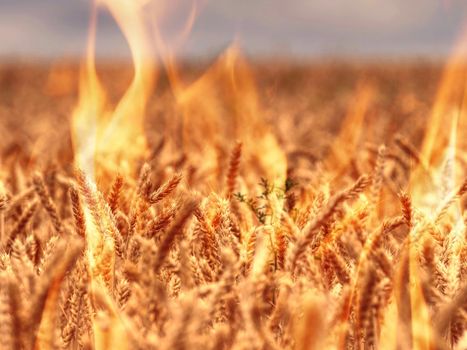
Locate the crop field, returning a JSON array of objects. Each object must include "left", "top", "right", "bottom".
[{"left": 0, "top": 55, "right": 466, "bottom": 350}]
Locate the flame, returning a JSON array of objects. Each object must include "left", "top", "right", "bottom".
[
  {"left": 165, "top": 44, "right": 287, "bottom": 189},
  {"left": 71, "top": 2, "right": 106, "bottom": 179},
  {"left": 419, "top": 28, "right": 467, "bottom": 169},
  {"left": 412, "top": 27, "right": 467, "bottom": 213},
  {"left": 71, "top": 0, "right": 156, "bottom": 181}
]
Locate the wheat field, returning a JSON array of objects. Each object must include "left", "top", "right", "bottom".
[{"left": 0, "top": 59, "right": 466, "bottom": 350}]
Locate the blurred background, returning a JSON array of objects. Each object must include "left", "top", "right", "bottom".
[
  {"left": 1, "top": 0, "right": 467, "bottom": 61},
  {"left": 1, "top": 0, "right": 467, "bottom": 170}
]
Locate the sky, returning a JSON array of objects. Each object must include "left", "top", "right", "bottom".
[{"left": 1, "top": 0, "right": 467, "bottom": 60}]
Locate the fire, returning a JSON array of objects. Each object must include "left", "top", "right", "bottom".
[
  {"left": 71, "top": 1, "right": 106, "bottom": 179},
  {"left": 71, "top": 0, "right": 156, "bottom": 181},
  {"left": 166, "top": 44, "right": 287, "bottom": 190},
  {"left": 420, "top": 29, "right": 467, "bottom": 169},
  {"left": 411, "top": 27, "right": 467, "bottom": 217},
  {"left": 72, "top": 0, "right": 286, "bottom": 188}
]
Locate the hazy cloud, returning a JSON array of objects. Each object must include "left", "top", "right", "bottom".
[{"left": 0, "top": 0, "right": 466, "bottom": 59}]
